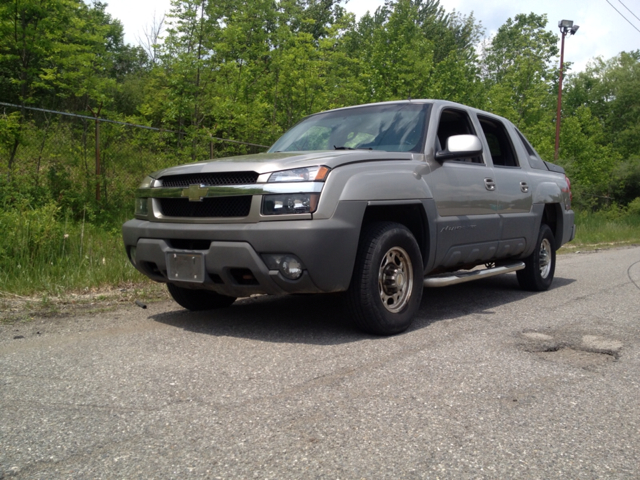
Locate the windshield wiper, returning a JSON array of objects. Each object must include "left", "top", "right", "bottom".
[{"left": 333, "top": 145, "right": 373, "bottom": 150}]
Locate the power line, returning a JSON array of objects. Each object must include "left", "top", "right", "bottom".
[
  {"left": 0, "top": 102, "right": 270, "bottom": 149},
  {"left": 618, "top": 0, "right": 640, "bottom": 24},
  {"left": 606, "top": 0, "right": 640, "bottom": 34}
]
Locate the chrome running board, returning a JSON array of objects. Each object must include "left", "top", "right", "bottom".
[{"left": 423, "top": 262, "right": 525, "bottom": 288}]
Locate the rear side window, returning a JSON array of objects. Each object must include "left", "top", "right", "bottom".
[
  {"left": 515, "top": 129, "right": 548, "bottom": 170},
  {"left": 516, "top": 129, "right": 536, "bottom": 156}
]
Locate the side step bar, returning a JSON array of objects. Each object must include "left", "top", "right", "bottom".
[{"left": 423, "top": 262, "right": 525, "bottom": 288}]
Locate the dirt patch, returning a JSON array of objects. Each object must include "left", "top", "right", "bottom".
[{"left": 0, "top": 283, "right": 169, "bottom": 324}]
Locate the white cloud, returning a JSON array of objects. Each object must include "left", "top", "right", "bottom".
[
  {"left": 439, "top": 0, "right": 639, "bottom": 71},
  {"left": 105, "top": 0, "right": 172, "bottom": 45}
]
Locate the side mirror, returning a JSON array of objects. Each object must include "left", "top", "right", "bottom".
[{"left": 435, "top": 135, "right": 483, "bottom": 162}]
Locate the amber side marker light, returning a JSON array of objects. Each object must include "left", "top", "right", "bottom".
[{"left": 315, "top": 166, "right": 331, "bottom": 181}]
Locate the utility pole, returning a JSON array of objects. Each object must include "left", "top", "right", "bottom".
[
  {"left": 555, "top": 20, "right": 580, "bottom": 161},
  {"left": 89, "top": 103, "right": 103, "bottom": 202}
]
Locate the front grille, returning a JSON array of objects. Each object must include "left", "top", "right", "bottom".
[
  {"left": 160, "top": 172, "right": 259, "bottom": 188},
  {"left": 159, "top": 196, "right": 252, "bottom": 218}
]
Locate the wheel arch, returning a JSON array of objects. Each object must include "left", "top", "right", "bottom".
[
  {"left": 542, "top": 203, "right": 564, "bottom": 250},
  {"left": 347, "top": 220, "right": 424, "bottom": 335},
  {"left": 360, "top": 201, "right": 431, "bottom": 270}
]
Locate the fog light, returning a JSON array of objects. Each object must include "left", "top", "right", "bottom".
[
  {"left": 281, "top": 257, "right": 302, "bottom": 279},
  {"left": 129, "top": 246, "right": 137, "bottom": 266},
  {"left": 262, "top": 254, "right": 304, "bottom": 280}
]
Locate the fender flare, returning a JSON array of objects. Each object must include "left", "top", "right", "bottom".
[
  {"left": 339, "top": 170, "right": 433, "bottom": 201},
  {"left": 533, "top": 181, "right": 563, "bottom": 204}
]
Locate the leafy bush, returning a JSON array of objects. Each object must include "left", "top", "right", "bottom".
[
  {"left": 627, "top": 197, "right": 640, "bottom": 216},
  {"left": 610, "top": 158, "right": 640, "bottom": 206}
]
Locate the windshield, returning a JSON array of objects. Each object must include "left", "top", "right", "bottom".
[{"left": 269, "top": 103, "right": 430, "bottom": 153}]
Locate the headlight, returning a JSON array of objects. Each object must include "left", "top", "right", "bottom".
[
  {"left": 262, "top": 193, "right": 319, "bottom": 215},
  {"left": 138, "top": 175, "right": 157, "bottom": 189},
  {"left": 263, "top": 166, "right": 328, "bottom": 215},
  {"left": 268, "top": 166, "right": 330, "bottom": 182},
  {"left": 135, "top": 176, "right": 156, "bottom": 218},
  {"left": 135, "top": 198, "right": 149, "bottom": 217}
]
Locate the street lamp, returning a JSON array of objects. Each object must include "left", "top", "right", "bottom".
[{"left": 555, "top": 20, "right": 580, "bottom": 161}]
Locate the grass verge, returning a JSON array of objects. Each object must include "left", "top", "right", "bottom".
[
  {"left": 1, "top": 205, "right": 638, "bottom": 322},
  {"left": 0, "top": 203, "right": 171, "bottom": 322},
  {"left": 0, "top": 203, "right": 149, "bottom": 296},
  {"left": 561, "top": 209, "right": 640, "bottom": 251}
]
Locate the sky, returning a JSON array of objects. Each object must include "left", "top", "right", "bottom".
[{"left": 103, "top": 0, "right": 640, "bottom": 72}]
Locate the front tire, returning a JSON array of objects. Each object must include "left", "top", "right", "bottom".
[
  {"left": 517, "top": 224, "right": 556, "bottom": 291},
  {"left": 167, "top": 283, "right": 237, "bottom": 311},
  {"left": 347, "top": 222, "right": 423, "bottom": 335}
]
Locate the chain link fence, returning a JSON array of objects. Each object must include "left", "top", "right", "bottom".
[{"left": 0, "top": 103, "right": 269, "bottom": 221}]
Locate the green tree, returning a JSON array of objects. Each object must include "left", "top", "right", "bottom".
[
  {"left": 142, "top": 0, "right": 362, "bottom": 156},
  {"left": 0, "top": 0, "right": 138, "bottom": 180},
  {"left": 481, "top": 13, "right": 558, "bottom": 130},
  {"left": 345, "top": 0, "right": 483, "bottom": 104},
  {"left": 0, "top": 0, "right": 68, "bottom": 105},
  {"left": 560, "top": 107, "right": 620, "bottom": 189},
  {"left": 0, "top": 0, "right": 142, "bottom": 111},
  {"left": 565, "top": 51, "right": 640, "bottom": 158},
  {"left": 563, "top": 51, "right": 640, "bottom": 206}
]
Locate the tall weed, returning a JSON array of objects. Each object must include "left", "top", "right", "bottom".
[
  {"left": 0, "top": 204, "right": 145, "bottom": 296},
  {"left": 572, "top": 206, "right": 640, "bottom": 246}
]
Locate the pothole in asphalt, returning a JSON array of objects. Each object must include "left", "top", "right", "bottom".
[
  {"left": 519, "top": 331, "right": 622, "bottom": 370},
  {"left": 582, "top": 335, "right": 623, "bottom": 351},
  {"left": 522, "top": 332, "right": 554, "bottom": 341},
  {"left": 536, "top": 347, "right": 616, "bottom": 368}
]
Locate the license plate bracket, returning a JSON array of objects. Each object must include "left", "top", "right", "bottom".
[{"left": 166, "top": 252, "right": 205, "bottom": 283}]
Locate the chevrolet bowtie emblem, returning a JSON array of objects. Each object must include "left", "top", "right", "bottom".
[{"left": 182, "top": 184, "right": 208, "bottom": 202}]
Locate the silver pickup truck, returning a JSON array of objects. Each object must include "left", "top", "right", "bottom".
[{"left": 122, "top": 100, "right": 575, "bottom": 335}]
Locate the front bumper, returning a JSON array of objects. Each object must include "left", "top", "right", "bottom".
[{"left": 122, "top": 201, "right": 365, "bottom": 297}]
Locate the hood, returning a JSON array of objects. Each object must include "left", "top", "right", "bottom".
[{"left": 150, "top": 150, "right": 418, "bottom": 179}]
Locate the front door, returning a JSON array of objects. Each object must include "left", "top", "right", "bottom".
[{"left": 426, "top": 107, "right": 501, "bottom": 268}]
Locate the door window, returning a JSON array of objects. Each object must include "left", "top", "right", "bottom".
[{"left": 436, "top": 109, "right": 483, "bottom": 164}]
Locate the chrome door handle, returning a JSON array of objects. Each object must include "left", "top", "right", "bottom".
[
  {"left": 520, "top": 181, "right": 529, "bottom": 193},
  {"left": 484, "top": 178, "right": 496, "bottom": 191}
]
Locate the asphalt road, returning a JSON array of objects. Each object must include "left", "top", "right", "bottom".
[{"left": 1, "top": 247, "right": 640, "bottom": 479}]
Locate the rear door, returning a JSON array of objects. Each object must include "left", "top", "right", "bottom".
[{"left": 476, "top": 115, "right": 533, "bottom": 257}]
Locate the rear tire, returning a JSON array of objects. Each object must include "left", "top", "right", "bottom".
[
  {"left": 517, "top": 224, "right": 556, "bottom": 291},
  {"left": 167, "top": 283, "right": 236, "bottom": 311},
  {"left": 347, "top": 222, "right": 423, "bottom": 335}
]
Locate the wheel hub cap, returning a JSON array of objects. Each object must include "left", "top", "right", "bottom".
[
  {"left": 378, "top": 247, "right": 413, "bottom": 313},
  {"left": 539, "top": 238, "right": 552, "bottom": 278}
]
